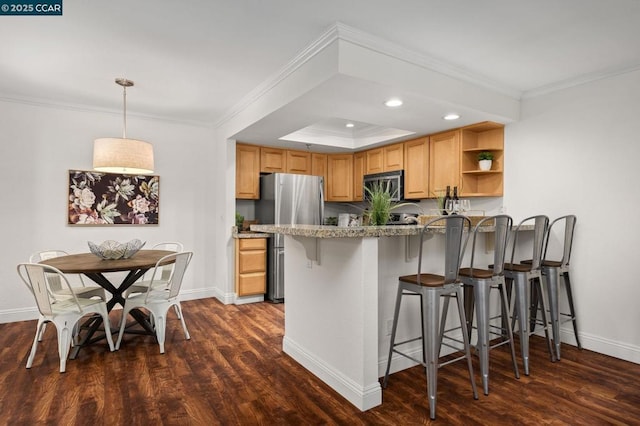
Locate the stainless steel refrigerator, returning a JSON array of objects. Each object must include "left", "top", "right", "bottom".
[{"left": 255, "top": 173, "right": 324, "bottom": 302}]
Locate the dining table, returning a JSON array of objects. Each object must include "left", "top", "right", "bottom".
[{"left": 39, "top": 249, "right": 176, "bottom": 358}]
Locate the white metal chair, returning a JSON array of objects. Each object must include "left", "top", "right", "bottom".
[
  {"left": 124, "top": 242, "right": 185, "bottom": 319},
  {"left": 116, "top": 252, "right": 193, "bottom": 353},
  {"left": 29, "top": 250, "right": 106, "bottom": 300},
  {"left": 17, "top": 263, "right": 115, "bottom": 373},
  {"left": 383, "top": 215, "right": 477, "bottom": 420}
]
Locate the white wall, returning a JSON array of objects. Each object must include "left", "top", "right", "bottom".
[
  {"left": 505, "top": 69, "right": 640, "bottom": 362},
  {"left": 0, "top": 99, "right": 219, "bottom": 322}
]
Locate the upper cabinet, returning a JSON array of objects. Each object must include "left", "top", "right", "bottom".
[
  {"left": 383, "top": 142, "right": 404, "bottom": 171},
  {"left": 365, "top": 143, "right": 404, "bottom": 175},
  {"left": 286, "top": 150, "right": 312, "bottom": 174},
  {"left": 365, "top": 148, "right": 384, "bottom": 174},
  {"left": 459, "top": 122, "right": 504, "bottom": 197},
  {"left": 429, "top": 130, "right": 460, "bottom": 197},
  {"left": 236, "top": 143, "right": 261, "bottom": 199},
  {"left": 353, "top": 151, "right": 365, "bottom": 201},
  {"left": 326, "top": 154, "right": 353, "bottom": 202},
  {"left": 236, "top": 121, "right": 504, "bottom": 201},
  {"left": 260, "top": 147, "right": 287, "bottom": 173},
  {"left": 311, "top": 153, "right": 328, "bottom": 200},
  {"left": 403, "top": 137, "right": 429, "bottom": 199}
]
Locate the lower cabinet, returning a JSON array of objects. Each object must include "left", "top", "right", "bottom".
[{"left": 235, "top": 238, "right": 267, "bottom": 296}]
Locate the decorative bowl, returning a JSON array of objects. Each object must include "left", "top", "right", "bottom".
[{"left": 88, "top": 239, "right": 145, "bottom": 260}]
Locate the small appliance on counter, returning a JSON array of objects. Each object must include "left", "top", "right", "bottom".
[{"left": 386, "top": 213, "right": 419, "bottom": 225}]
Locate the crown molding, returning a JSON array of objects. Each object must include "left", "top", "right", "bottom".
[
  {"left": 215, "top": 22, "right": 524, "bottom": 131},
  {"left": 522, "top": 63, "right": 640, "bottom": 99},
  {"left": 214, "top": 23, "right": 342, "bottom": 129},
  {"left": 0, "top": 94, "right": 214, "bottom": 128}
]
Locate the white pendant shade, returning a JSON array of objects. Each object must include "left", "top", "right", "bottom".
[
  {"left": 93, "top": 137, "right": 154, "bottom": 174},
  {"left": 93, "top": 78, "right": 155, "bottom": 175}
]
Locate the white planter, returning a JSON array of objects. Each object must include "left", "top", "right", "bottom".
[{"left": 478, "top": 159, "right": 492, "bottom": 171}]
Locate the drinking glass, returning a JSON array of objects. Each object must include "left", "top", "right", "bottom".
[
  {"left": 445, "top": 199, "right": 457, "bottom": 215},
  {"left": 459, "top": 199, "right": 471, "bottom": 214}
]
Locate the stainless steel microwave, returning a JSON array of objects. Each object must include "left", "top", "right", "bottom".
[{"left": 363, "top": 170, "right": 404, "bottom": 201}]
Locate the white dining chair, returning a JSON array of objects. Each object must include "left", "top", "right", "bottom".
[
  {"left": 17, "top": 263, "right": 115, "bottom": 373},
  {"left": 29, "top": 250, "right": 105, "bottom": 300},
  {"left": 125, "top": 242, "right": 185, "bottom": 318},
  {"left": 29, "top": 250, "right": 107, "bottom": 342},
  {"left": 116, "top": 251, "right": 193, "bottom": 353}
]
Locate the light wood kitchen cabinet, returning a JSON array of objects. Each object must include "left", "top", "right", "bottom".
[
  {"left": 286, "top": 150, "right": 312, "bottom": 174},
  {"left": 403, "top": 137, "right": 429, "bottom": 199},
  {"left": 311, "top": 153, "right": 328, "bottom": 199},
  {"left": 260, "top": 147, "right": 287, "bottom": 173},
  {"left": 365, "top": 143, "right": 404, "bottom": 175},
  {"left": 460, "top": 122, "right": 504, "bottom": 197},
  {"left": 235, "top": 238, "right": 267, "bottom": 296},
  {"left": 326, "top": 153, "right": 353, "bottom": 202},
  {"left": 353, "top": 151, "right": 365, "bottom": 201},
  {"left": 429, "top": 130, "right": 460, "bottom": 196},
  {"left": 365, "top": 148, "right": 384, "bottom": 174},
  {"left": 236, "top": 143, "right": 260, "bottom": 199},
  {"left": 383, "top": 142, "right": 404, "bottom": 171}
]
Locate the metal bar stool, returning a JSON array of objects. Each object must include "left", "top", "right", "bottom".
[
  {"left": 383, "top": 215, "right": 478, "bottom": 420},
  {"left": 502, "top": 215, "right": 556, "bottom": 376},
  {"left": 459, "top": 215, "right": 519, "bottom": 395},
  {"left": 529, "top": 215, "right": 580, "bottom": 360}
]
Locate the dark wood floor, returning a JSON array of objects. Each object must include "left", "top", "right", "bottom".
[{"left": 1, "top": 298, "right": 639, "bottom": 425}]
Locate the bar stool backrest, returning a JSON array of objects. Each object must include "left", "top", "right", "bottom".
[
  {"left": 509, "top": 215, "right": 549, "bottom": 269},
  {"left": 417, "top": 215, "right": 471, "bottom": 284},
  {"left": 468, "top": 215, "right": 513, "bottom": 276},
  {"left": 543, "top": 215, "right": 576, "bottom": 268}
]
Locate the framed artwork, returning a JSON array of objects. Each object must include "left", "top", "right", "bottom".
[{"left": 68, "top": 170, "right": 159, "bottom": 225}]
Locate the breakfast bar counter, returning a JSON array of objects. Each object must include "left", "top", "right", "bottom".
[{"left": 251, "top": 223, "right": 504, "bottom": 411}]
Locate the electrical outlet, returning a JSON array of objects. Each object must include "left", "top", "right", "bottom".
[{"left": 306, "top": 260, "right": 313, "bottom": 269}]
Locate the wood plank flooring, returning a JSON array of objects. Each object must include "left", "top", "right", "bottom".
[{"left": 1, "top": 298, "right": 639, "bottom": 425}]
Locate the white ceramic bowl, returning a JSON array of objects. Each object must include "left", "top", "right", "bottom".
[{"left": 88, "top": 239, "right": 146, "bottom": 260}]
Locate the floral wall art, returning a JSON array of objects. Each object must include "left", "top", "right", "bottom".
[{"left": 68, "top": 170, "right": 159, "bottom": 225}]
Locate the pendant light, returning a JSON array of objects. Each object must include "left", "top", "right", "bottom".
[{"left": 93, "top": 78, "right": 154, "bottom": 174}]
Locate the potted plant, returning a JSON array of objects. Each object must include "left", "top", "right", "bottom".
[
  {"left": 363, "top": 182, "right": 417, "bottom": 225},
  {"left": 235, "top": 212, "right": 245, "bottom": 231},
  {"left": 477, "top": 151, "right": 494, "bottom": 171}
]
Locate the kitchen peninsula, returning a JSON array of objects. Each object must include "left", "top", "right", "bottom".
[{"left": 251, "top": 223, "right": 500, "bottom": 411}]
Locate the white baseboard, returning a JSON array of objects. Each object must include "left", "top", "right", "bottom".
[
  {"left": 233, "top": 294, "right": 265, "bottom": 305},
  {"left": 283, "top": 335, "right": 382, "bottom": 411}
]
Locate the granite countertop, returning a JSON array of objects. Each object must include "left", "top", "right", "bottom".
[
  {"left": 232, "top": 227, "right": 271, "bottom": 239},
  {"left": 250, "top": 223, "right": 534, "bottom": 238}
]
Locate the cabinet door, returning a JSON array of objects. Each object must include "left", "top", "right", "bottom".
[
  {"left": 365, "top": 148, "right": 384, "bottom": 174},
  {"left": 353, "top": 152, "right": 365, "bottom": 201},
  {"left": 286, "top": 150, "right": 311, "bottom": 174},
  {"left": 311, "top": 153, "right": 328, "bottom": 200},
  {"left": 235, "top": 238, "right": 267, "bottom": 297},
  {"left": 260, "top": 147, "right": 287, "bottom": 173},
  {"left": 383, "top": 143, "right": 404, "bottom": 171},
  {"left": 327, "top": 154, "right": 353, "bottom": 202},
  {"left": 429, "top": 130, "right": 460, "bottom": 195},
  {"left": 235, "top": 143, "right": 260, "bottom": 199},
  {"left": 404, "top": 137, "right": 429, "bottom": 199}
]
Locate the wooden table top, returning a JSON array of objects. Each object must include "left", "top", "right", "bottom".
[{"left": 39, "top": 250, "right": 176, "bottom": 274}]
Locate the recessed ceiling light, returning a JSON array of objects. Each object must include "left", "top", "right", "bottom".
[
  {"left": 443, "top": 113, "right": 460, "bottom": 120},
  {"left": 345, "top": 122, "right": 355, "bottom": 128},
  {"left": 384, "top": 98, "right": 403, "bottom": 108}
]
